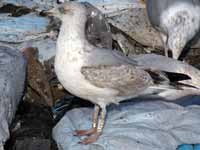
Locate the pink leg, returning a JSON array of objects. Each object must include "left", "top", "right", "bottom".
[
  {"left": 78, "top": 132, "right": 102, "bottom": 144},
  {"left": 79, "top": 107, "right": 106, "bottom": 144},
  {"left": 74, "top": 128, "right": 97, "bottom": 136},
  {"left": 74, "top": 105, "right": 100, "bottom": 136}
]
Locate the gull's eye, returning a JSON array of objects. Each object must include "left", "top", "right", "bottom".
[{"left": 58, "top": 7, "right": 66, "bottom": 13}]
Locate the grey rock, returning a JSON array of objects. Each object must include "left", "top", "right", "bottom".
[{"left": 14, "top": 138, "right": 51, "bottom": 150}]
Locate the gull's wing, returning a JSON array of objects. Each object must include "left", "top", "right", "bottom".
[
  {"left": 83, "top": 44, "right": 194, "bottom": 99},
  {"left": 85, "top": 46, "right": 138, "bottom": 67},
  {"left": 81, "top": 64, "right": 154, "bottom": 97},
  {"left": 81, "top": 63, "right": 194, "bottom": 101}
]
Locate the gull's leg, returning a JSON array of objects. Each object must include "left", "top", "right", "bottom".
[
  {"left": 92, "top": 105, "right": 100, "bottom": 129},
  {"left": 159, "top": 33, "right": 169, "bottom": 57},
  {"left": 74, "top": 105, "right": 100, "bottom": 136},
  {"left": 79, "top": 107, "right": 107, "bottom": 145}
]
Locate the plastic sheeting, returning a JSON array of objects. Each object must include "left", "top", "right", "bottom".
[
  {"left": 0, "top": 45, "right": 26, "bottom": 148},
  {"left": 0, "top": 13, "right": 50, "bottom": 43},
  {"left": 0, "top": 0, "right": 56, "bottom": 11},
  {"left": 53, "top": 100, "right": 200, "bottom": 150}
]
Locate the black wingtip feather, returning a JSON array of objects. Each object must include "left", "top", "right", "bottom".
[
  {"left": 163, "top": 71, "right": 191, "bottom": 82},
  {"left": 146, "top": 69, "right": 191, "bottom": 82},
  {"left": 145, "top": 70, "right": 167, "bottom": 84},
  {"left": 170, "top": 82, "right": 198, "bottom": 90}
]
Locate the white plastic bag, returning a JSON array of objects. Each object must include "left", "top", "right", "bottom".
[{"left": 53, "top": 100, "right": 200, "bottom": 150}]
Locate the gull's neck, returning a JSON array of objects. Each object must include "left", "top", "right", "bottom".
[{"left": 56, "top": 11, "right": 90, "bottom": 60}]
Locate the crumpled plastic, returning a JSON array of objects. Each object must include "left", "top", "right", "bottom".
[
  {"left": 53, "top": 100, "right": 200, "bottom": 150},
  {"left": 0, "top": 13, "right": 50, "bottom": 43},
  {"left": 0, "top": 45, "right": 26, "bottom": 148}
]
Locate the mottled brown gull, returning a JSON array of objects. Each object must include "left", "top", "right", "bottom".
[{"left": 46, "top": 2, "right": 195, "bottom": 144}]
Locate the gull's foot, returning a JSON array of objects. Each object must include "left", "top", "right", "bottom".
[
  {"left": 78, "top": 132, "right": 101, "bottom": 145},
  {"left": 74, "top": 127, "right": 96, "bottom": 136}
]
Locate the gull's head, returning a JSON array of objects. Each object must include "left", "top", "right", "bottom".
[
  {"left": 44, "top": 2, "right": 87, "bottom": 20},
  {"left": 167, "top": 32, "right": 187, "bottom": 59}
]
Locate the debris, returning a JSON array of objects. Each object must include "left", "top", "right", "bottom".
[
  {"left": 14, "top": 138, "right": 51, "bottom": 150},
  {"left": 0, "top": 0, "right": 56, "bottom": 11},
  {"left": 0, "top": 13, "right": 50, "bottom": 43},
  {"left": 16, "top": 38, "right": 57, "bottom": 63},
  {"left": 0, "top": 0, "right": 199, "bottom": 149},
  {"left": 22, "top": 47, "right": 54, "bottom": 107},
  {"left": 0, "top": 45, "right": 26, "bottom": 149},
  {"left": 6, "top": 101, "right": 56, "bottom": 150},
  {"left": 53, "top": 101, "right": 200, "bottom": 150}
]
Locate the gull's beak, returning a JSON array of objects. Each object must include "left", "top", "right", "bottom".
[{"left": 43, "top": 8, "right": 57, "bottom": 16}]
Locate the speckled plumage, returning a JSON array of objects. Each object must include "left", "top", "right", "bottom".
[
  {"left": 147, "top": 0, "right": 200, "bottom": 59},
  {"left": 81, "top": 64, "right": 153, "bottom": 99},
  {"left": 48, "top": 2, "right": 193, "bottom": 144}
]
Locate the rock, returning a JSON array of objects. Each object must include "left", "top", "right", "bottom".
[
  {"left": 67, "top": 0, "right": 200, "bottom": 53},
  {"left": 22, "top": 47, "right": 54, "bottom": 107},
  {"left": 14, "top": 138, "right": 51, "bottom": 150},
  {"left": 15, "top": 38, "right": 56, "bottom": 63},
  {"left": 112, "top": 32, "right": 146, "bottom": 55},
  {"left": 107, "top": 7, "right": 163, "bottom": 50},
  {"left": 7, "top": 101, "right": 55, "bottom": 150}
]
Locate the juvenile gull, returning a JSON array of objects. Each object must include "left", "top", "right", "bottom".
[
  {"left": 146, "top": 0, "right": 200, "bottom": 59},
  {"left": 46, "top": 2, "right": 194, "bottom": 144}
]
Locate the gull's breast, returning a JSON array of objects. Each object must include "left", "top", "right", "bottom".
[{"left": 54, "top": 52, "right": 118, "bottom": 104}]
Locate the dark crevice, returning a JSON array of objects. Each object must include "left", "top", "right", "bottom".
[
  {"left": 0, "top": 4, "right": 32, "bottom": 17},
  {"left": 4, "top": 101, "right": 57, "bottom": 150},
  {"left": 167, "top": 50, "right": 173, "bottom": 58}
]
